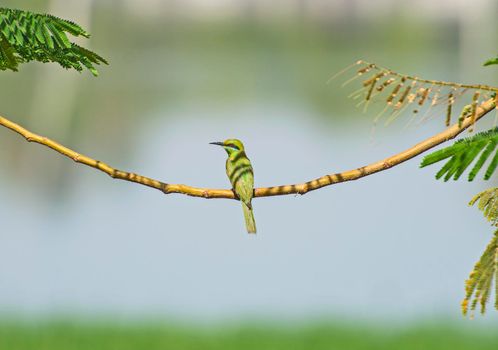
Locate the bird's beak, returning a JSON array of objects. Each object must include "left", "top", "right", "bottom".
[{"left": 209, "top": 142, "right": 224, "bottom": 146}]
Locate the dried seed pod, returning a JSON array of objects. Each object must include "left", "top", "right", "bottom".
[
  {"left": 376, "top": 77, "right": 395, "bottom": 92},
  {"left": 387, "top": 78, "right": 405, "bottom": 105},
  {"left": 357, "top": 63, "right": 375, "bottom": 75},
  {"left": 469, "top": 91, "right": 481, "bottom": 132},
  {"left": 446, "top": 91, "right": 454, "bottom": 126},
  {"left": 395, "top": 84, "right": 413, "bottom": 109},
  {"left": 365, "top": 73, "right": 384, "bottom": 101},
  {"left": 418, "top": 88, "right": 430, "bottom": 106}
]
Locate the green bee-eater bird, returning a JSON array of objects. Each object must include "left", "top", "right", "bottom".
[{"left": 210, "top": 139, "right": 256, "bottom": 234}]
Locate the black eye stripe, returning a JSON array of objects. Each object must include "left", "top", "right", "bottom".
[{"left": 226, "top": 143, "right": 239, "bottom": 150}]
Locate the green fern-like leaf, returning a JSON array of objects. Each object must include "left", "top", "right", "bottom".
[
  {"left": 462, "top": 230, "right": 498, "bottom": 316},
  {"left": 470, "top": 188, "right": 498, "bottom": 226},
  {"left": 420, "top": 127, "right": 498, "bottom": 181},
  {"left": 484, "top": 57, "right": 498, "bottom": 67},
  {"left": 0, "top": 8, "right": 107, "bottom": 76}
]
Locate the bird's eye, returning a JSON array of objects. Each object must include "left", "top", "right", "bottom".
[{"left": 226, "top": 144, "right": 239, "bottom": 150}]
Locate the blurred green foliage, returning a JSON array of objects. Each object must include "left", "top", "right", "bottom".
[
  {"left": 0, "top": 321, "right": 497, "bottom": 350},
  {"left": 484, "top": 57, "right": 498, "bottom": 67}
]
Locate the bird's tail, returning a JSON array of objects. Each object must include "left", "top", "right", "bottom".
[{"left": 242, "top": 203, "right": 257, "bottom": 234}]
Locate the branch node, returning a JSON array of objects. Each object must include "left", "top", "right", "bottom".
[
  {"left": 298, "top": 185, "right": 309, "bottom": 195},
  {"left": 160, "top": 183, "right": 169, "bottom": 194}
]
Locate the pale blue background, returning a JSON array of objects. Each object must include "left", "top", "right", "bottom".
[{"left": 0, "top": 0, "right": 497, "bottom": 324}]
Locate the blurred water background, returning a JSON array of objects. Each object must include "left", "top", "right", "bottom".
[{"left": 0, "top": 0, "right": 498, "bottom": 348}]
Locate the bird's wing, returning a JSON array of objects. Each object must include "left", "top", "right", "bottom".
[
  {"left": 227, "top": 154, "right": 254, "bottom": 206},
  {"left": 235, "top": 170, "right": 254, "bottom": 207}
]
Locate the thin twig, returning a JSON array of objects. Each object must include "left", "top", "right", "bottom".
[{"left": 0, "top": 98, "right": 495, "bottom": 200}]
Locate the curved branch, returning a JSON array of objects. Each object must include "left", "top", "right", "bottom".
[{"left": 0, "top": 98, "right": 495, "bottom": 200}]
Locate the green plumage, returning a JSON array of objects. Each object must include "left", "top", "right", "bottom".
[{"left": 211, "top": 139, "right": 256, "bottom": 234}]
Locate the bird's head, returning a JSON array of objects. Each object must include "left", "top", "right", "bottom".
[{"left": 210, "top": 138, "right": 245, "bottom": 155}]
